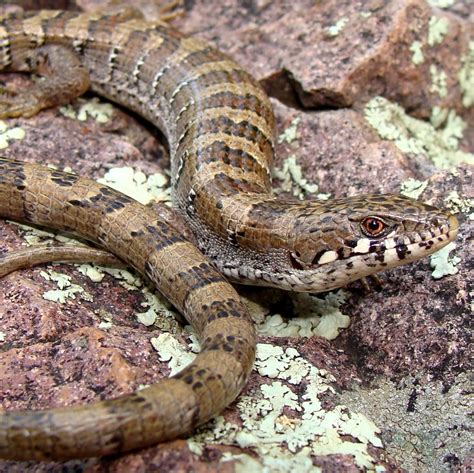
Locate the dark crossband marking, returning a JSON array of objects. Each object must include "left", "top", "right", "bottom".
[
  {"left": 175, "top": 106, "right": 274, "bottom": 151},
  {"left": 186, "top": 132, "right": 269, "bottom": 170}
]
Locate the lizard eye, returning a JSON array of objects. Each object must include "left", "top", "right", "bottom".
[{"left": 361, "top": 217, "right": 386, "bottom": 237}]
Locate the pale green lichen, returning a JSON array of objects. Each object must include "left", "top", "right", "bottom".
[
  {"left": 0, "top": 331, "right": 5, "bottom": 342},
  {"left": 231, "top": 452, "right": 294, "bottom": 473},
  {"left": 137, "top": 309, "right": 157, "bottom": 327},
  {"left": 444, "top": 190, "right": 473, "bottom": 218},
  {"left": 189, "top": 344, "right": 383, "bottom": 471},
  {"left": 78, "top": 263, "right": 142, "bottom": 290},
  {"left": 35, "top": 162, "right": 73, "bottom": 174},
  {"left": 60, "top": 105, "right": 77, "bottom": 120},
  {"left": 13, "top": 218, "right": 177, "bottom": 332},
  {"left": 40, "top": 270, "right": 73, "bottom": 290},
  {"left": 97, "top": 311, "right": 113, "bottom": 330},
  {"left": 11, "top": 222, "right": 58, "bottom": 246},
  {"left": 11, "top": 221, "right": 92, "bottom": 250},
  {"left": 459, "top": 41, "right": 474, "bottom": 108},
  {"left": 0, "top": 120, "right": 25, "bottom": 149},
  {"left": 102, "top": 266, "right": 143, "bottom": 290},
  {"left": 430, "top": 241, "right": 460, "bottom": 279},
  {"left": 278, "top": 116, "right": 300, "bottom": 144},
  {"left": 60, "top": 97, "right": 114, "bottom": 123},
  {"left": 273, "top": 156, "right": 321, "bottom": 200},
  {"left": 436, "top": 112, "right": 467, "bottom": 149},
  {"left": 339, "top": 373, "right": 472, "bottom": 472},
  {"left": 274, "top": 117, "right": 329, "bottom": 200},
  {"left": 136, "top": 287, "right": 164, "bottom": 327},
  {"left": 430, "top": 105, "right": 449, "bottom": 128},
  {"left": 400, "top": 178, "right": 428, "bottom": 200},
  {"left": 40, "top": 269, "right": 93, "bottom": 303},
  {"left": 77, "top": 264, "right": 105, "bottom": 283},
  {"left": 255, "top": 345, "right": 310, "bottom": 383},
  {"left": 183, "top": 328, "right": 201, "bottom": 353},
  {"left": 325, "top": 18, "right": 348, "bottom": 37},
  {"left": 135, "top": 286, "right": 179, "bottom": 332},
  {"left": 430, "top": 64, "right": 448, "bottom": 98},
  {"left": 187, "top": 439, "right": 204, "bottom": 456},
  {"left": 364, "top": 96, "right": 474, "bottom": 169},
  {"left": 7, "top": 224, "right": 96, "bottom": 303},
  {"left": 427, "top": 0, "right": 455, "bottom": 7},
  {"left": 96, "top": 307, "right": 114, "bottom": 330},
  {"left": 409, "top": 41, "right": 424, "bottom": 65},
  {"left": 150, "top": 333, "right": 196, "bottom": 376},
  {"left": 427, "top": 16, "right": 449, "bottom": 47},
  {"left": 12, "top": 222, "right": 181, "bottom": 341},
  {"left": 255, "top": 291, "right": 350, "bottom": 341},
  {"left": 97, "top": 166, "right": 170, "bottom": 205}
]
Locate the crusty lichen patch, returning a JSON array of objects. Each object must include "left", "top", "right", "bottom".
[
  {"left": 7, "top": 223, "right": 100, "bottom": 302},
  {"left": 427, "top": 16, "right": 449, "bottom": 47},
  {"left": 409, "top": 40, "right": 424, "bottom": 65},
  {"left": 189, "top": 343, "right": 384, "bottom": 471},
  {"left": 325, "top": 18, "right": 349, "bottom": 37},
  {"left": 0, "top": 120, "right": 25, "bottom": 148},
  {"left": 40, "top": 269, "right": 93, "bottom": 303},
  {"left": 97, "top": 166, "right": 170, "bottom": 205},
  {"left": 60, "top": 97, "right": 114, "bottom": 123},
  {"left": 134, "top": 285, "right": 181, "bottom": 332},
  {"left": 459, "top": 40, "right": 474, "bottom": 108},
  {"left": 78, "top": 263, "right": 182, "bottom": 333},
  {"left": 12, "top": 221, "right": 95, "bottom": 250},
  {"left": 364, "top": 96, "right": 474, "bottom": 169},
  {"left": 444, "top": 190, "right": 473, "bottom": 218},
  {"left": 150, "top": 333, "right": 196, "bottom": 376},
  {"left": 427, "top": 0, "right": 455, "bottom": 7},
  {"left": 254, "top": 291, "right": 350, "bottom": 341},
  {"left": 278, "top": 116, "right": 300, "bottom": 144},
  {"left": 429, "top": 64, "right": 448, "bottom": 98},
  {"left": 274, "top": 117, "right": 329, "bottom": 200},
  {"left": 400, "top": 178, "right": 428, "bottom": 199},
  {"left": 339, "top": 373, "right": 473, "bottom": 472},
  {"left": 273, "top": 156, "right": 320, "bottom": 199},
  {"left": 430, "top": 241, "right": 460, "bottom": 279}
]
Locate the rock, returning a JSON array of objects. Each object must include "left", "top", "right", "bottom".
[{"left": 180, "top": 0, "right": 473, "bottom": 126}]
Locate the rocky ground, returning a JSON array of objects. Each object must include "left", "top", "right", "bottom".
[{"left": 0, "top": 0, "right": 472, "bottom": 472}]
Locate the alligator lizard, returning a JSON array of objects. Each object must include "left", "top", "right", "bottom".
[{"left": 0, "top": 7, "right": 459, "bottom": 461}]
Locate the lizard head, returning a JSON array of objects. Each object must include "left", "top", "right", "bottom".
[{"left": 215, "top": 194, "right": 459, "bottom": 292}]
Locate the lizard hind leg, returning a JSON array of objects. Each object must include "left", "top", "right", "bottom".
[{"left": 0, "top": 44, "right": 90, "bottom": 118}]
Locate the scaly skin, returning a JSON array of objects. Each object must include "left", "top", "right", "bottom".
[{"left": 0, "top": 9, "right": 458, "bottom": 461}]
